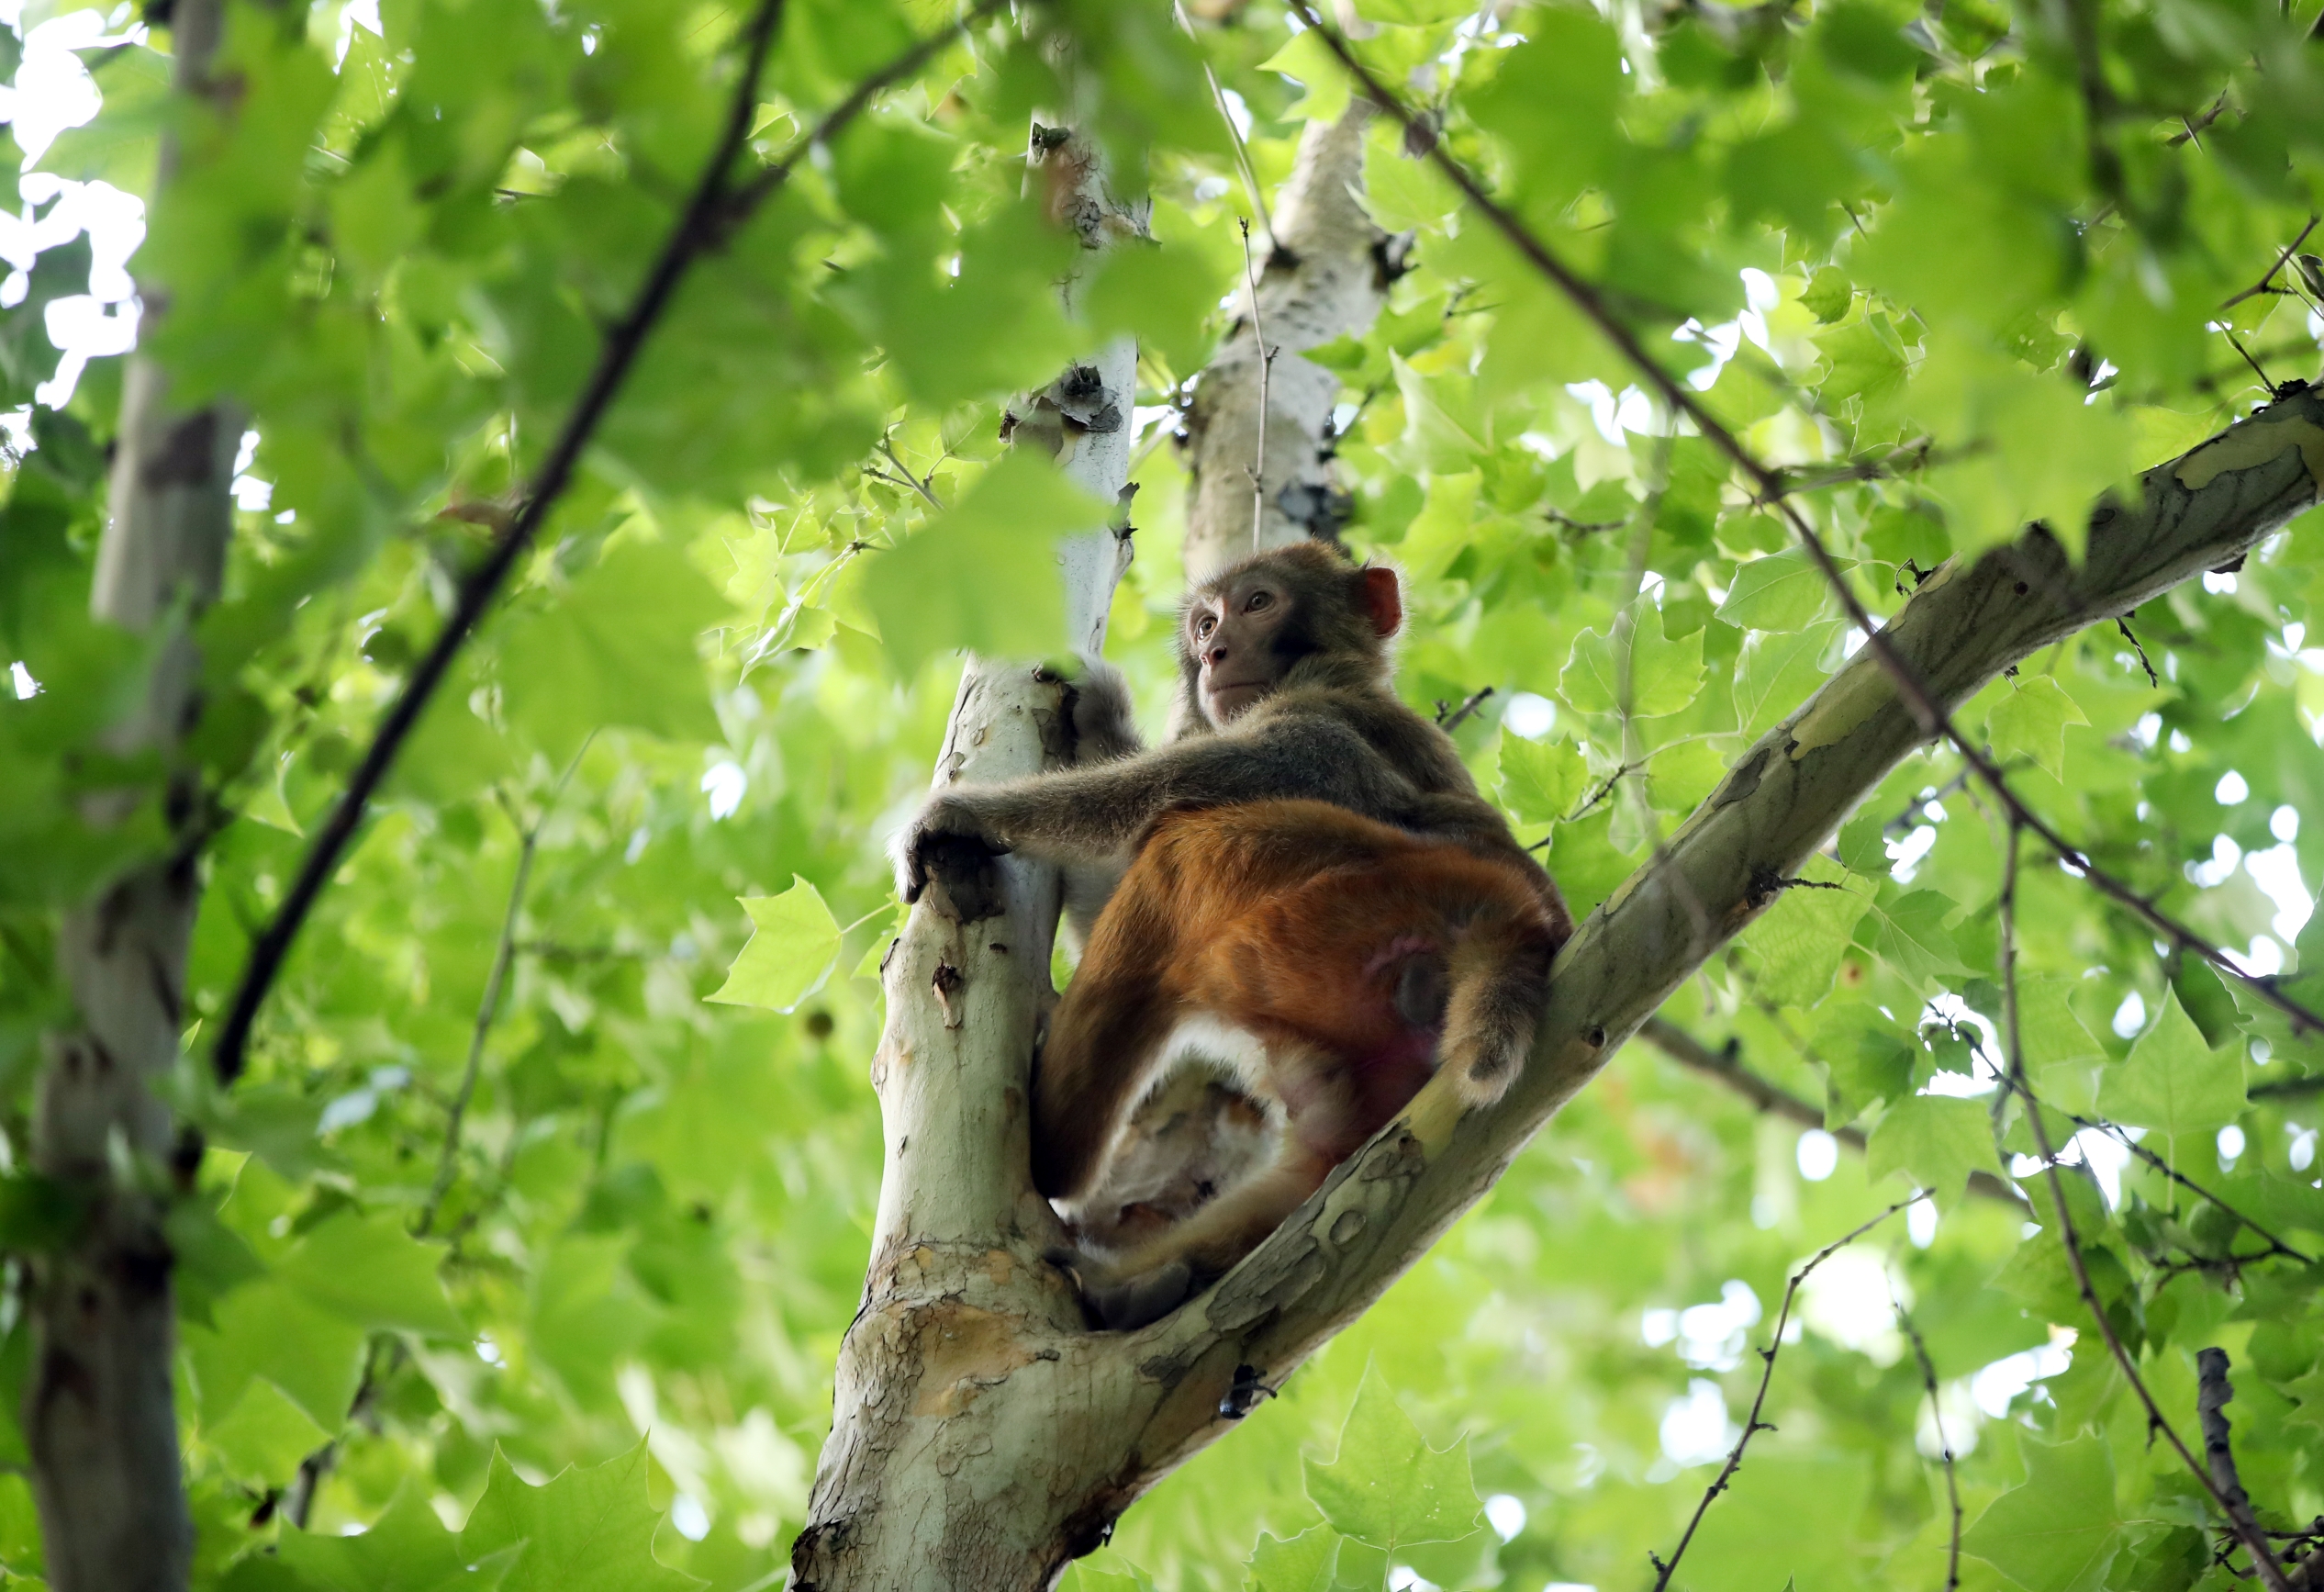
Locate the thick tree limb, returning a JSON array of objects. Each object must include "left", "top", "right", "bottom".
[
  {"left": 209, "top": 0, "right": 997, "bottom": 1084},
  {"left": 29, "top": 5, "right": 233, "bottom": 1587}
]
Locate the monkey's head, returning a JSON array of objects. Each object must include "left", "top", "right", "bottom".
[{"left": 1179, "top": 542, "right": 1402, "bottom": 728}]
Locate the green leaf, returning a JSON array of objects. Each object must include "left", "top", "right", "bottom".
[
  {"left": 1801, "top": 266, "right": 1853, "bottom": 323},
  {"left": 1495, "top": 733, "right": 1587, "bottom": 825},
  {"left": 2095, "top": 987, "right": 2246, "bottom": 1137},
  {"left": 1961, "top": 1434, "right": 2123, "bottom": 1592},
  {"left": 1866, "top": 1094, "right": 2001, "bottom": 1204},
  {"left": 1862, "top": 890, "right": 1972, "bottom": 987},
  {"left": 1245, "top": 1525, "right": 1341, "bottom": 1592},
  {"left": 1558, "top": 610, "right": 1704, "bottom": 720},
  {"left": 1302, "top": 1369, "right": 1481, "bottom": 1552},
  {"left": 1256, "top": 31, "right": 1351, "bottom": 125},
  {"left": 1734, "top": 621, "right": 1839, "bottom": 738},
  {"left": 1743, "top": 857, "right": 1869, "bottom": 1007},
  {"left": 36, "top": 43, "right": 172, "bottom": 197},
  {"left": 1716, "top": 550, "right": 1850, "bottom": 633},
  {"left": 2017, "top": 976, "right": 2108, "bottom": 1114},
  {"left": 860, "top": 450, "right": 1109, "bottom": 677},
  {"left": 283, "top": 1489, "right": 519, "bottom": 1592},
  {"left": 500, "top": 540, "right": 727, "bottom": 762},
  {"left": 707, "top": 878, "right": 843, "bottom": 1012},
  {"left": 273, "top": 1212, "right": 464, "bottom": 1338},
  {"left": 1987, "top": 675, "right": 2088, "bottom": 781},
  {"left": 1837, "top": 809, "right": 1888, "bottom": 876},
  {"left": 460, "top": 1444, "right": 701, "bottom": 1592}
]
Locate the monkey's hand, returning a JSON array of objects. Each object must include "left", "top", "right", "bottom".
[
  {"left": 1068, "top": 658, "right": 1142, "bottom": 766},
  {"left": 892, "top": 791, "right": 1011, "bottom": 904}
]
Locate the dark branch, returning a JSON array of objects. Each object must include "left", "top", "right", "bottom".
[
  {"left": 1636, "top": 1017, "right": 2026, "bottom": 1208},
  {"left": 1894, "top": 1292, "right": 1963, "bottom": 1592},
  {"left": 1651, "top": 1194, "right": 1924, "bottom": 1592},
  {"left": 1436, "top": 686, "right": 1494, "bottom": 731},
  {"left": 2000, "top": 823, "right": 2295, "bottom": 1592},
  {"left": 211, "top": 0, "right": 997, "bottom": 1085}
]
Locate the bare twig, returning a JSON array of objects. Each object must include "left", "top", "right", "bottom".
[
  {"left": 1175, "top": 0, "right": 1274, "bottom": 246},
  {"left": 2223, "top": 217, "right": 2322, "bottom": 308},
  {"left": 1637, "top": 1017, "right": 2026, "bottom": 1207},
  {"left": 211, "top": 0, "right": 1002, "bottom": 1084},
  {"left": 1893, "top": 1289, "right": 1962, "bottom": 1592},
  {"left": 1650, "top": 1194, "right": 1926, "bottom": 1591},
  {"left": 2116, "top": 617, "right": 2159, "bottom": 686},
  {"left": 1284, "top": 4, "right": 2324, "bottom": 1046},
  {"left": 1993, "top": 1071, "right": 2310, "bottom": 1264},
  {"left": 1436, "top": 686, "right": 1494, "bottom": 731},
  {"left": 873, "top": 435, "right": 945, "bottom": 510},
  {"left": 2000, "top": 821, "right": 2294, "bottom": 1592},
  {"left": 415, "top": 746, "right": 584, "bottom": 1239},
  {"left": 1238, "top": 217, "right": 1278, "bottom": 553}
]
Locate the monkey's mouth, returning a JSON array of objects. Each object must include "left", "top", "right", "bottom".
[{"left": 1204, "top": 679, "right": 1268, "bottom": 716}]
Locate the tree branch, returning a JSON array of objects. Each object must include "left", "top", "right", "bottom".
[
  {"left": 1636, "top": 1017, "right": 2026, "bottom": 1208},
  {"left": 2001, "top": 823, "right": 2294, "bottom": 1592},
  {"left": 211, "top": 0, "right": 998, "bottom": 1085}
]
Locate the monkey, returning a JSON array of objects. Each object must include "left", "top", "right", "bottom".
[
  {"left": 892, "top": 540, "right": 1574, "bottom": 1323},
  {"left": 1039, "top": 798, "right": 1563, "bottom": 1327}
]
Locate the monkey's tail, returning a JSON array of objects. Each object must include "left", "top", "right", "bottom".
[{"left": 1439, "top": 906, "right": 1559, "bottom": 1106}]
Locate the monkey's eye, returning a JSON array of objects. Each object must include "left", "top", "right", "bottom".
[
  {"left": 1246, "top": 590, "right": 1273, "bottom": 613},
  {"left": 1195, "top": 614, "right": 1217, "bottom": 638}
]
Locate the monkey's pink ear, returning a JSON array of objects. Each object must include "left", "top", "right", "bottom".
[{"left": 1360, "top": 566, "right": 1402, "bottom": 638}]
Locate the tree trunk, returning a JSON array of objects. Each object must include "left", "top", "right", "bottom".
[
  {"left": 1180, "top": 104, "right": 1405, "bottom": 580},
  {"left": 28, "top": 4, "right": 235, "bottom": 1588},
  {"left": 789, "top": 123, "right": 1143, "bottom": 1592},
  {"left": 795, "top": 297, "right": 2324, "bottom": 1589}
]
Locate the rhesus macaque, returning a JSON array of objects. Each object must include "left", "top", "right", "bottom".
[{"left": 893, "top": 541, "right": 1573, "bottom": 1325}]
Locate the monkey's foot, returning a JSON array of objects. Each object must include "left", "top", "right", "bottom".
[{"left": 1048, "top": 1249, "right": 1197, "bottom": 1331}]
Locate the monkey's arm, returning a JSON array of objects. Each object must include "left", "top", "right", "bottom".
[{"left": 895, "top": 716, "right": 1413, "bottom": 902}]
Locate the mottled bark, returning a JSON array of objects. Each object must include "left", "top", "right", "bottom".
[
  {"left": 1180, "top": 104, "right": 1407, "bottom": 580},
  {"left": 28, "top": 4, "right": 236, "bottom": 1588}
]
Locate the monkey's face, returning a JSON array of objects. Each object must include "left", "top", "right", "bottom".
[{"left": 1186, "top": 571, "right": 1295, "bottom": 724}]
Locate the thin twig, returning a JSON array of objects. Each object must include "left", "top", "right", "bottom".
[
  {"left": 1637, "top": 1017, "right": 2026, "bottom": 1207},
  {"left": 873, "top": 435, "right": 945, "bottom": 510},
  {"left": 1238, "top": 217, "right": 1277, "bottom": 552},
  {"left": 1993, "top": 1071, "right": 2309, "bottom": 1264},
  {"left": 1174, "top": 0, "right": 1273, "bottom": 246},
  {"left": 1436, "top": 686, "right": 1494, "bottom": 731},
  {"left": 2116, "top": 617, "right": 2160, "bottom": 686},
  {"left": 1999, "top": 820, "right": 2294, "bottom": 1592},
  {"left": 1893, "top": 1288, "right": 1962, "bottom": 1592},
  {"left": 2222, "top": 325, "right": 2279, "bottom": 394},
  {"left": 415, "top": 746, "right": 584, "bottom": 1239},
  {"left": 1650, "top": 1194, "right": 1926, "bottom": 1592},
  {"left": 1285, "top": 5, "right": 2324, "bottom": 1045},
  {"left": 2223, "top": 217, "right": 2322, "bottom": 308},
  {"left": 210, "top": 0, "right": 1001, "bottom": 1084}
]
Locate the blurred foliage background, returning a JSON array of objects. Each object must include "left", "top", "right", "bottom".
[{"left": 1, "top": 0, "right": 2323, "bottom": 1586}]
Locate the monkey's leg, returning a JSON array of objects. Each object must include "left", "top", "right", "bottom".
[
  {"left": 1077, "top": 1138, "right": 1337, "bottom": 1330},
  {"left": 1032, "top": 955, "right": 1179, "bottom": 1203},
  {"left": 1433, "top": 886, "right": 1559, "bottom": 1107}
]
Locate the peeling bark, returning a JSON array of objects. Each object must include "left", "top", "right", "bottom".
[
  {"left": 1180, "top": 104, "right": 1408, "bottom": 580},
  {"left": 799, "top": 372, "right": 2323, "bottom": 1587},
  {"left": 28, "top": 6, "right": 234, "bottom": 1588}
]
